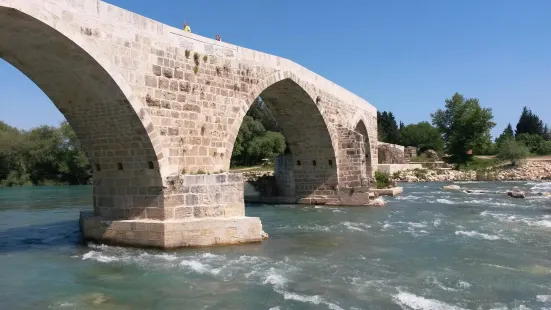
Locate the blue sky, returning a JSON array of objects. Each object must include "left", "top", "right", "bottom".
[{"left": 1, "top": 0, "right": 550, "bottom": 138}]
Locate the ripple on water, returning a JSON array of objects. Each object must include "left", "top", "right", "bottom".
[
  {"left": 454, "top": 230, "right": 502, "bottom": 241},
  {"left": 481, "top": 211, "right": 551, "bottom": 229},
  {"left": 392, "top": 291, "right": 467, "bottom": 310}
]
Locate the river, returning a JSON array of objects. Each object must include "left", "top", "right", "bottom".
[{"left": 0, "top": 182, "right": 550, "bottom": 309}]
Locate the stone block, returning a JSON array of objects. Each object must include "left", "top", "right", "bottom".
[
  {"left": 193, "top": 205, "right": 224, "bottom": 218},
  {"left": 174, "top": 206, "right": 194, "bottom": 219}
]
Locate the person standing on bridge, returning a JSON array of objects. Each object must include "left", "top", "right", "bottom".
[
  {"left": 183, "top": 21, "right": 191, "bottom": 33},
  {"left": 216, "top": 34, "right": 221, "bottom": 42}
]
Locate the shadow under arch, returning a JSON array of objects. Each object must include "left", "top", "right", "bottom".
[
  {"left": 228, "top": 74, "right": 338, "bottom": 203},
  {"left": 0, "top": 6, "right": 164, "bottom": 219},
  {"left": 354, "top": 119, "right": 374, "bottom": 177}
]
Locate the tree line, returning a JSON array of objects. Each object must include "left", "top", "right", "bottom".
[
  {"left": 0, "top": 121, "right": 91, "bottom": 186},
  {"left": 2, "top": 92, "right": 548, "bottom": 186},
  {"left": 0, "top": 99, "right": 286, "bottom": 186},
  {"left": 378, "top": 93, "right": 551, "bottom": 163}
]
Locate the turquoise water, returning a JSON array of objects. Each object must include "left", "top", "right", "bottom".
[{"left": 0, "top": 182, "right": 550, "bottom": 309}]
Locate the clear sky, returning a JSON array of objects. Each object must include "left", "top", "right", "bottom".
[{"left": 1, "top": 0, "right": 550, "bottom": 138}]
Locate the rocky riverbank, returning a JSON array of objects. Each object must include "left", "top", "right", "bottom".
[{"left": 395, "top": 161, "right": 551, "bottom": 182}]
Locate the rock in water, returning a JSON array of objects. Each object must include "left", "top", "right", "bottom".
[
  {"left": 464, "top": 189, "right": 488, "bottom": 194},
  {"left": 442, "top": 184, "right": 461, "bottom": 190},
  {"left": 261, "top": 231, "right": 269, "bottom": 240},
  {"left": 507, "top": 188, "right": 525, "bottom": 198}
]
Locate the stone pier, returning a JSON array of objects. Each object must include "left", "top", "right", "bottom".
[{"left": 80, "top": 173, "right": 263, "bottom": 248}]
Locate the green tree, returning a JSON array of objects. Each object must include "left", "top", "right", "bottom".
[
  {"left": 246, "top": 132, "right": 286, "bottom": 164},
  {"left": 58, "top": 121, "right": 91, "bottom": 184},
  {"left": 515, "top": 107, "right": 544, "bottom": 137},
  {"left": 231, "top": 115, "right": 286, "bottom": 166},
  {"left": 246, "top": 98, "right": 282, "bottom": 132},
  {"left": 516, "top": 133, "right": 543, "bottom": 154},
  {"left": 537, "top": 140, "right": 551, "bottom": 156},
  {"left": 497, "top": 138, "right": 530, "bottom": 166},
  {"left": 431, "top": 93, "right": 495, "bottom": 162},
  {"left": 543, "top": 124, "right": 551, "bottom": 141},
  {"left": 399, "top": 121, "right": 444, "bottom": 153},
  {"left": 0, "top": 121, "right": 92, "bottom": 187},
  {"left": 495, "top": 123, "right": 514, "bottom": 149},
  {"left": 377, "top": 111, "right": 400, "bottom": 144}
]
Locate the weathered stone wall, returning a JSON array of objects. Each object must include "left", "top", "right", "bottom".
[
  {"left": 378, "top": 143, "right": 407, "bottom": 164},
  {"left": 405, "top": 146, "right": 418, "bottom": 160}
]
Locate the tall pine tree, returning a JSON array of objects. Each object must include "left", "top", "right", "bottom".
[
  {"left": 515, "top": 107, "right": 544, "bottom": 136},
  {"left": 377, "top": 111, "right": 401, "bottom": 144},
  {"left": 495, "top": 123, "right": 514, "bottom": 148}
]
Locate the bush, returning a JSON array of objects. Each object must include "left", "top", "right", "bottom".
[
  {"left": 516, "top": 133, "right": 544, "bottom": 154},
  {"left": 497, "top": 138, "right": 530, "bottom": 166},
  {"left": 375, "top": 171, "right": 391, "bottom": 189},
  {"left": 392, "top": 171, "right": 401, "bottom": 179},
  {"left": 413, "top": 168, "right": 427, "bottom": 179},
  {"left": 536, "top": 140, "right": 551, "bottom": 155}
]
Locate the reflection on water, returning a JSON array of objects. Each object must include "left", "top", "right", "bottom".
[{"left": 0, "top": 182, "right": 550, "bottom": 309}]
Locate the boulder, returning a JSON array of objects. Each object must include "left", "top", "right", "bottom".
[
  {"left": 507, "top": 188, "right": 525, "bottom": 199},
  {"left": 442, "top": 184, "right": 461, "bottom": 190},
  {"left": 425, "top": 149, "right": 439, "bottom": 160},
  {"left": 261, "top": 231, "right": 269, "bottom": 240}
]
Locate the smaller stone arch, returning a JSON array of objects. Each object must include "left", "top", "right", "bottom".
[{"left": 353, "top": 119, "right": 375, "bottom": 178}]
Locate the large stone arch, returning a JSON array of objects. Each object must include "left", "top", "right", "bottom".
[
  {"left": 227, "top": 71, "right": 339, "bottom": 203},
  {"left": 0, "top": 4, "right": 164, "bottom": 220}
]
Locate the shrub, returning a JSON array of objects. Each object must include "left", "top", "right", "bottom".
[
  {"left": 413, "top": 168, "right": 427, "bottom": 179},
  {"left": 536, "top": 140, "right": 551, "bottom": 155},
  {"left": 392, "top": 171, "right": 401, "bottom": 179},
  {"left": 497, "top": 138, "right": 530, "bottom": 166},
  {"left": 516, "top": 133, "right": 544, "bottom": 154},
  {"left": 375, "top": 171, "right": 391, "bottom": 189}
]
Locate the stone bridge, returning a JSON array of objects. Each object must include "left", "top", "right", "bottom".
[{"left": 0, "top": 0, "right": 378, "bottom": 248}]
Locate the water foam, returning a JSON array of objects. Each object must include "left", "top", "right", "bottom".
[
  {"left": 455, "top": 230, "right": 501, "bottom": 240},
  {"left": 458, "top": 281, "right": 472, "bottom": 289},
  {"left": 262, "top": 268, "right": 344, "bottom": 310},
  {"left": 341, "top": 221, "right": 371, "bottom": 232},
  {"left": 428, "top": 277, "right": 459, "bottom": 292},
  {"left": 481, "top": 211, "right": 551, "bottom": 229},
  {"left": 392, "top": 291, "right": 467, "bottom": 310},
  {"left": 530, "top": 182, "right": 551, "bottom": 192},
  {"left": 82, "top": 251, "right": 122, "bottom": 263},
  {"left": 180, "top": 260, "right": 221, "bottom": 275},
  {"left": 436, "top": 199, "right": 455, "bottom": 204},
  {"left": 538, "top": 295, "right": 551, "bottom": 303}
]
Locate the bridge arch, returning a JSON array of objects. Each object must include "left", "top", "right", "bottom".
[
  {"left": 227, "top": 71, "right": 339, "bottom": 202},
  {"left": 0, "top": 5, "right": 164, "bottom": 219},
  {"left": 353, "top": 118, "right": 375, "bottom": 178}
]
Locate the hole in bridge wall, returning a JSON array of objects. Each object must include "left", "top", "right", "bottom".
[
  {"left": 148, "top": 161, "right": 154, "bottom": 169},
  {"left": 312, "top": 160, "right": 317, "bottom": 166},
  {"left": 296, "top": 160, "right": 301, "bottom": 166},
  {"left": 95, "top": 164, "right": 101, "bottom": 172},
  {"left": 328, "top": 159, "right": 333, "bottom": 166},
  {"left": 117, "top": 163, "right": 124, "bottom": 171}
]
